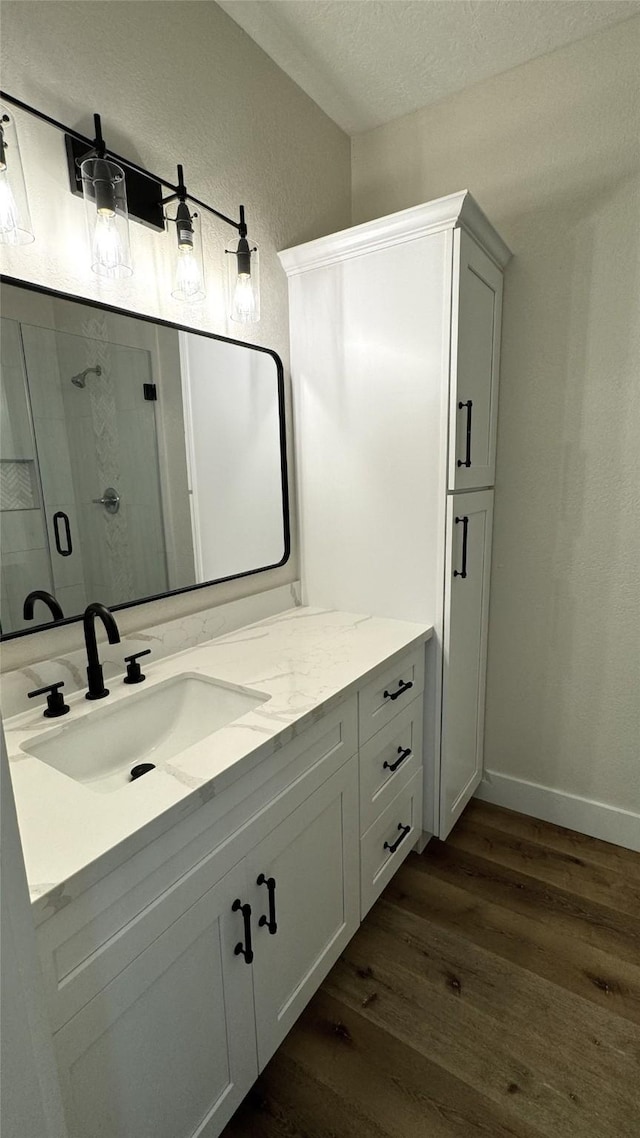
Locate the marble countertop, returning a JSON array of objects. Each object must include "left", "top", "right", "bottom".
[{"left": 4, "top": 606, "right": 431, "bottom": 915}]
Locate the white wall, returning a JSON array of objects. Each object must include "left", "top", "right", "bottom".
[
  {"left": 0, "top": 0, "right": 350, "bottom": 668},
  {"left": 353, "top": 18, "right": 640, "bottom": 817}
]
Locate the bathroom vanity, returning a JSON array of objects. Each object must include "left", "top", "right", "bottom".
[{"left": 5, "top": 606, "right": 431, "bottom": 1138}]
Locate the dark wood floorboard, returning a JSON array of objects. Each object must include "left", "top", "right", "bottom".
[{"left": 223, "top": 800, "right": 640, "bottom": 1138}]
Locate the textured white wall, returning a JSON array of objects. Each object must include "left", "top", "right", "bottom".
[
  {"left": 0, "top": 0, "right": 350, "bottom": 667},
  {"left": 353, "top": 18, "right": 640, "bottom": 813}
]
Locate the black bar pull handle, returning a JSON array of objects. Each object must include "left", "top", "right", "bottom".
[
  {"left": 383, "top": 679, "right": 413, "bottom": 703},
  {"left": 457, "top": 400, "right": 473, "bottom": 468},
  {"left": 53, "top": 511, "right": 72, "bottom": 557},
  {"left": 453, "top": 516, "right": 469, "bottom": 579},
  {"left": 383, "top": 746, "right": 412, "bottom": 774},
  {"left": 257, "top": 874, "right": 277, "bottom": 935},
  {"left": 384, "top": 823, "right": 411, "bottom": 855},
  {"left": 232, "top": 899, "right": 254, "bottom": 964}
]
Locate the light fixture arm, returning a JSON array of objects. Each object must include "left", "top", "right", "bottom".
[{"left": 0, "top": 89, "right": 246, "bottom": 237}]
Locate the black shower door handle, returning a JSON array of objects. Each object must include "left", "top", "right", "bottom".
[
  {"left": 457, "top": 400, "right": 473, "bottom": 468},
  {"left": 53, "top": 511, "right": 72, "bottom": 557},
  {"left": 453, "top": 516, "right": 469, "bottom": 579}
]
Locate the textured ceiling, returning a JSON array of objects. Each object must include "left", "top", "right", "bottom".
[{"left": 217, "top": 0, "right": 640, "bottom": 133}]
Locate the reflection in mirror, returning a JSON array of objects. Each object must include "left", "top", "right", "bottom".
[{"left": 0, "top": 279, "right": 289, "bottom": 639}]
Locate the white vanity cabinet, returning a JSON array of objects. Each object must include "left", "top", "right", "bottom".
[
  {"left": 247, "top": 757, "right": 359, "bottom": 1068},
  {"left": 53, "top": 861, "right": 256, "bottom": 1138},
  {"left": 280, "top": 191, "right": 511, "bottom": 840},
  {"left": 31, "top": 638, "right": 428, "bottom": 1138},
  {"left": 49, "top": 752, "right": 359, "bottom": 1138}
]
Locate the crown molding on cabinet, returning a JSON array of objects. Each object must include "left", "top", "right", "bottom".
[{"left": 279, "top": 190, "right": 512, "bottom": 275}]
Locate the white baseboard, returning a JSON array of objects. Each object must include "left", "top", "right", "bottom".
[{"left": 475, "top": 771, "right": 640, "bottom": 853}]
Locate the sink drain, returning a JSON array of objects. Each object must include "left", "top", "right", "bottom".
[{"left": 130, "top": 763, "right": 156, "bottom": 781}]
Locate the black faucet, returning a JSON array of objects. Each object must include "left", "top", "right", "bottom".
[
  {"left": 23, "top": 590, "right": 64, "bottom": 624},
  {"left": 83, "top": 602, "right": 121, "bottom": 700}
]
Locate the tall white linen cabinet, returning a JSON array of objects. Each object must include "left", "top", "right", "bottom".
[{"left": 279, "top": 192, "right": 512, "bottom": 840}]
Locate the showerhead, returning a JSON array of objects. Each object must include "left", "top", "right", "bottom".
[{"left": 71, "top": 364, "right": 102, "bottom": 388}]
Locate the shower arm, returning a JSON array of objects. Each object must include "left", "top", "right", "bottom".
[{"left": 71, "top": 365, "right": 102, "bottom": 388}]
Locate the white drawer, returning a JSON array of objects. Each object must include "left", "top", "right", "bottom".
[
  {"left": 359, "top": 696, "right": 423, "bottom": 833},
  {"left": 358, "top": 646, "right": 425, "bottom": 745},
  {"left": 360, "top": 769, "right": 423, "bottom": 918}
]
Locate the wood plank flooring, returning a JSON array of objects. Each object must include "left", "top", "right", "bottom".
[{"left": 223, "top": 800, "right": 640, "bottom": 1138}]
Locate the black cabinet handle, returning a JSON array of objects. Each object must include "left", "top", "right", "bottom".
[
  {"left": 383, "top": 746, "right": 412, "bottom": 773},
  {"left": 383, "top": 679, "right": 413, "bottom": 702},
  {"left": 453, "top": 515, "right": 469, "bottom": 579},
  {"left": 457, "top": 400, "right": 473, "bottom": 468},
  {"left": 384, "top": 823, "right": 411, "bottom": 855},
  {"left": 257, "top": 874, "right": 277, "bottom": 935},
  {"left": 232, "top": 900, "right": 253, "bottom": 964},
  {"left": 53, "top": 511, "right": 72, "bottom": 557}
]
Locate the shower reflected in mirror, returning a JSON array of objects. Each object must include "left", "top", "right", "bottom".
[{"left": 0, "top": 278, "right": 289, "bottom": 639}]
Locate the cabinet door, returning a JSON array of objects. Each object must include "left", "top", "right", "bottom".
[
  {"left": 440, "top": 490, "right": 494, "bottom": 838},
  {"left": 449, "top": 231, "right": 503, "bottom": 491},
  {"left": 247, "top": 756, "right": 359, "bottom": 1070},
  {"left": 54, "top": 862, "right": 257, "bottom": 1138}
]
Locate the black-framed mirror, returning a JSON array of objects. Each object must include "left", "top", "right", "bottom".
[{"left": 0, "top": 276, "right": 290, "bottom": 640}]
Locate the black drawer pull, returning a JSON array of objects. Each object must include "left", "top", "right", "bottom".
[
  {"left": 53, "top": 510, "right": 72, "bottom": 557},
  {"left": 457, "top": 399, "right": 473, "bottom": 468},
  {"left": 453, "top": 515, "right": 469, "bottom": 579},
  {"left": 384, "top": 823, "right": 411, "bottom": 855},
  {"left": 232, "top": 899, "right": 253, "bottom": 964},
  {"left": 383, "top": 746, "right": 412, "bottom": 773},
  {"left": 257, "top": 873, "right": 277, "bottom": 935},
  {"left": 383, "top": 679, "right": 413, "bottom": 702}
]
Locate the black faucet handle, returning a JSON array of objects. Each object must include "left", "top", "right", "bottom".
[
  {"left": 28, "top": 681, "right": 70, "bottom": 719},
  {"left": 123, "top": 649, "right": 151, "bottom": 685}
]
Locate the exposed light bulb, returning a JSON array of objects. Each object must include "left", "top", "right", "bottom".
[
  {"left": 0, "top": 112, "right": 34, "bottom": 245},
  {"left": 0, "top": 169, "right": 20, "bottom": 242},
  {"left": 170, "top": 197, "right": 205, "bottom": 302},
  {"left": 227, "top": 230, "right": 259, "bottom": 324},
  {"left": 232, "top": 272, "right": 257, "bottom": 323},
  {"left": 173, "top": 243, "right": 204, "bottom": 301},
  {"left": 81, "top": 154, "right": 132, "bottom": 278},
  {"left": 92, "top": 210, "right": 126, "bottom": 277}
]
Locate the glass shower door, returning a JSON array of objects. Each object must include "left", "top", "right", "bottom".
[
  {"left": 0, "top": 317, "right": 54, "bottom": 634},
  {"left": 19, "top": 324, "right": 168, "bottom": 614}
]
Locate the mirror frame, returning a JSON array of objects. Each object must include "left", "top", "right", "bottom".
[{"left": 0, "top": 274, "right": 291, "bottom": 641}]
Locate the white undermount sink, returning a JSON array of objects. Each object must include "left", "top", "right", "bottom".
[{"left": 22, "top": 673, "right": 268, "bottom": 794}]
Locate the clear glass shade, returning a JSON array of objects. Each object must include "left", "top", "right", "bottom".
[
  {"left": 225, "top": 239, "right": 260, "bottom": 324},
  {"left": 80, "top": 156, "right": 132, "bottom": 279},
  {"left": 171, "top": 211, "right": 205, "bottom": 303},
  {"left": 0, "top": 109, "right": 35, "bottom": 245}
]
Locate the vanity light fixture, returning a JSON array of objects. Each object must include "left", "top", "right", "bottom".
[
  {"left": 164, "top": 164, "right": 206, "bottom": 303},
  {"left": 225, "top": 205, "right": 260, "bottom": 324},
  {"left": 80, "top": 115, "right": 132, "bottom": 279},
  {"left": 0, "top": 90, "right": 262, "bottom": 322},
  {"left": 0, "top": 107, "right": 35, "bottom": 245}
]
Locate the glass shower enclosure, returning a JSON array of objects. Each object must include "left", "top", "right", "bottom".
[{"left": 0, "top": 318, "right": 167, "bottom": 635}]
